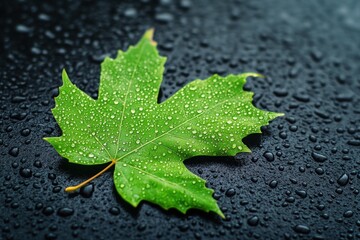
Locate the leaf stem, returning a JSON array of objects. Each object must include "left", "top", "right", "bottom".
[{"left": 65, "top": 159, "right": 116, "bottom": 192}]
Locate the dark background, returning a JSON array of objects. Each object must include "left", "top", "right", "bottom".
[{"left": 1, "top": 0, "right": 360, "bottom": 239}]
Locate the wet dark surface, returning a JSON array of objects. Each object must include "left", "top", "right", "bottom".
[{"left": 1, "top": 0, "right": 360, "bottom": 239}]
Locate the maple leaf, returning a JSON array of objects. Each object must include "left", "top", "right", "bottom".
[{"left": 44, "top": 29, "right": 283, "bottom": 218}]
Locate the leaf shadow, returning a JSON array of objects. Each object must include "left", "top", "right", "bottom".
[
  {"left": 241, "top": 132, "right": 263, "bottom": 150},
  {"left": 112, "top": 187, "right": 142, "bottom": 217},
  {"left": 137, "top": 200, "right": 224, "bottom": 223},
  {"left": 185, "top": 155, "right": 244, "bottom": 168},
  {"left": 184, "top": 132, "right": 264, "bottom": 169},
  {"left": 58, "top": 158, "right": 109, "bottom": 178},
  {"left": 57, "top": 159, "right": 112, "bottom": 198},
  {"left": 58, "top": 159, "right": 142, "bottom": 217}
]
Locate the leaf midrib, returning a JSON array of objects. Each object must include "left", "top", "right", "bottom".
[{"left": 114, "top": 42, "right": 147, "bottom": 159}]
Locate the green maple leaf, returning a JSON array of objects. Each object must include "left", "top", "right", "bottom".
[{"left": 44, "top": 29, "right": 283, "bottom": 218}]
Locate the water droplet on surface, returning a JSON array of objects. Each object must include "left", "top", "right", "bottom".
[
  {"left": 295, "top": 190, "right": 307, "bottom": 198},
  {"left": 273, "top": 88, "right": 288, "bottom": 97},
  {"left": 179, "top": 0, "right": 191, "bottom": 9},
  {"left": 42, "top": 206, "right": 54, "bottom": 216},
  {"left": 269, "top": 180, "right": 278, "bottom": 188},
  {"left": 19, "top": 168, "right": 32, "bottom": 178},
  {"left": 9, "top": 147, "right": 19, "bottom": 157},
  {"left": 57, "top": 207, "right": 74, "bottom": 217},
  {"left": 155, "top": 13, "right": 174, "bottom": 23},
  {"left": 12, "top": 162, "right": 19, "bottom": 169},
  {"left": 91, "top": 53, "right": 110, "bottom": 63},
  {"left": 343, "top": 210, "right": 353, "bottom": 218},
  {"left": 293, "top": 224, "right": 310, "bottom": 234},
  {"left": 124, "top": 8, "right": 138, "bottom": 18},
  {"left": 263, "top": 151, "right": 274, "bottom": 162},
  {"left": 315, "top": 167, "right": 324, "bottom": 175},
  {"left": 15, "top": 24, "right": 32, "bottom": 33},
  {"left": 347, "top": 140, "right": 360, "bottom": 146},
  {"left": 137, "top": 223, "right": 147, "bottom": 231},
  {"left": 310, "top": 49, "right": 323, "bottom": 62},
  {"left": 337, "top": 173, "right": 349, "bottom": 186},
  {"left": 225, "top": 188, "right": 236, "bottom": 197},
  {"left": 20, "top": 128, "right": 31, "bottom": 136},
  {"left": 311, "top": 152, "right": 327, "bottom": 162},
  {"left": 109, "top": 207, "right": 120, "bottom": 215},
  {"left": 33, "top": 160, "right": 42, "bottom": 168},
  {"left": 247, "top": 216, "right": 259, "bottom": 226},
  {"left": 80, "top": 184, "right": 94, "bottom": 198}
]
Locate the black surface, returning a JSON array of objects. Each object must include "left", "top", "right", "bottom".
[{"left": 1, "top": 0, "right": 360, "bottom": 239}]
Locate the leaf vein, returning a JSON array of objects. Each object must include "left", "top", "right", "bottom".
[
  {"left": 117, "top": 99, "right": 228, "bottom": 160},
  {"left": 114, "top": 42, "right": 147, "bottom": 159}
]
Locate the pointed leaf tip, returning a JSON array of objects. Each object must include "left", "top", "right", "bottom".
[
  {"left": 217, "top": 210, "right": 226, "bottom": 219},
  {"left": 61, "top": 69, "right": 68, "bottom": 79},
  {"left": 61, "top": 69, "right": 71, "bottom": 86},
  {"left": 143, "top": 28, "right": 157, "bottom": 46}
]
